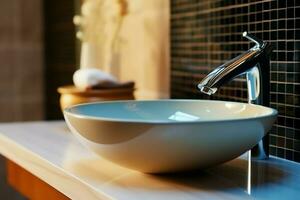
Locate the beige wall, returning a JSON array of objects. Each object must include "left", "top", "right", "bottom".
[{"left": 118, "top": 0, "right": 170, "bottom": 99}]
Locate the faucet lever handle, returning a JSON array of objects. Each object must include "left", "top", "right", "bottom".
[{"left": 242, "top": 31, "right": 264, "bottom": 48}]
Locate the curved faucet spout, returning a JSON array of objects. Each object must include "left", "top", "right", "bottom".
[
  {"left": 198, "top": 32, "right": 271, "bottom": 95},
  {"left": 197, "top": 49, "right": 259, "bottom": 95}
]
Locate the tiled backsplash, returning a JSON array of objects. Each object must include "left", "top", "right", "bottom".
[{"left": 171, "top": 0, "right": 300, "bottom": 162}]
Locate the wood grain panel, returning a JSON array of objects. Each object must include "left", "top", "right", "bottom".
[{"left": 6, "top": 159, "right": 69, "bottom": 200}]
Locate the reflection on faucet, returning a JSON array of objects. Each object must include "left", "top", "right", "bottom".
[{"left": 198, "top": 32, "right": 273, "bottom": 159}]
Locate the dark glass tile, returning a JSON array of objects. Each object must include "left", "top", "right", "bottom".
[
  {"left": 287, "top": 0, "right": 294, "bottom": 8},
  {"left": 270, "top": 94, "right": 277, "bottom": 102},
  {"left": 278, "top": 105, "right": 286, "bottom": 115},
  {"left": 256, "top": 13, "right": 263, "bottom": 21},
  {"left": 295, "top": 85, "right": 300, "bottom": 94},
  {"left": 286, "top": 150, "right": 293, "bottom": 160},
  {"left": 271, "top": 30, "right": 277, "bottom": 40},
  {"left": 286, "top": 106, "right": 295, "bottom": 117},
  {"left": 296, "top": 7, "right": 300, "bottom": 18},
  {"left": 278, "top": 83, "right": 285, "bottom": 92},
  {"left": 286, "top": 139, "right": 293, "bottom": 149},
  {"left": 295, "top": 119, "right": 300, "bottom": 129},
  {"left": 286, "top": 95, "right": 294, "bottom": 104},
  {"left": 271, "top": 9, "right": 277, "bottom": 18},
  {"left": 295, "top": 19, "right": 300, "bottom": 28},
  {"left": 287, "top": 52, "right": 294, "bottom": 62},
  {"left": 271, "top": 72, "right": 278, "bottom": 81},
  {"left": 277, "top": 30, "right": 286, "bottom": 39},
  {"left": 296, "top": 33, "right": 300, "bottom": 40},
  {"left": 286, "top": 63, "right": 294, "bottom": 72},
  {"left": 278, "top": 20, "right": 286, "bottom": 30},
  {"left": 287, "top": 42, "right": 295, "bottom": 51},
  {"left": 278, "top": 1, "right": 287, "bottom": 8},
  {"left": 270, "top": 83, "right": 277, "bottom": 91},
  {"left": 256, "top": 23, "right": 263, "bottom": 31},
  {"left": 295, "top": 151, "right": 300, "bottom": 162},
  {"left": 241, "top": 15, "right": 248, "bottom": 23},
  {"left": 277, "top": 117, "right": 286, "bottom": 127},
  {"left": 270, "top": 1, "right": 277, "bottom": 9},
  {"left": 286, "top": 118, "right": 294, "bottom": 127},
  {"left": 270, "top": 146, "right": 277, "bottom": 155},
  {"left": 286, "top": 128, "right": 295, "bottom": 139},
  {"left": 278, "top": 64, "right": 286, "bottom": 73},
  {"left": 295, "top": 95, "right": 300, "bottom": 105},
  {"left": 263, "top": 11, "right": 270, "bottom": 20},
  {"left": 255, "top": 3, "right": 263, "bottom": 12},
  {"left": 278, "top": 41, "right": 286, "bottom": 50},
  {"left": 277, "top": 148, "right": 285, "bottom": 158},
  {"left": 286, "top": 84, "right": 294, "bottom": 93},
  {"left": 295, "top": 140, "right": 300, "bottom": 152},
  {"left": 277, "top": 137, "right": 285, "bottom": 148},
  {"left": 295, "top": 60, "right": 300, "bottom": 68},
  {"left": 278, "top": 72, "right": 286, "bottom": 81},
  {"left": 295, "top": 130, "right": 300, "bottom": 140},
  {"left": 287, "top": 30, "right": 294, "bottom": 39},
  {"left": 278, "top": 9, "right": 286, "bottom": 19},
  {"left": 287, "top": 19, "right": 295, "bottom": 29},
  {"left": 287, "top": 73, "right": 294, "bottom": 82},
  {"left": 287, "top": 8, "right": 295, "bottom": 18},
  {"left": 270, "top": 135, "right": 277, "bottom": 145}
]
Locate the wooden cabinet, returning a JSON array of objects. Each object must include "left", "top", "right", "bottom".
[{"left": 6, "top": 160, "right": 69, "bottom": 200}]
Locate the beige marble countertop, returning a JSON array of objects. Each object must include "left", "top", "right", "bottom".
[{"left": 0, "top": 121, "right": 300, "bottom": 200}]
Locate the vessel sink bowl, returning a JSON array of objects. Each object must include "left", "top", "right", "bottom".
[{"left": 64, "top": 100, "right": 277, "bottom": 173}]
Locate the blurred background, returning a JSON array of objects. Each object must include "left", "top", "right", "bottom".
[
  {"left": 0, "top": 0, "right": 169, "bottom": 198},
  {"left": 0, "top": 1, "right": 75, "bottom": 198},
  {"left": 0, "top": 0, "right": 76, "bottom": 122}
]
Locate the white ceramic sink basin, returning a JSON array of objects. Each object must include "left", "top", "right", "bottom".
[{"left": 64, "top": 100, "right": 277, "bottom": 173}]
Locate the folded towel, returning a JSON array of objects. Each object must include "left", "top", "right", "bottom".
[
  {"left": 73, "top": 68, "right": 117, "bottom": 90},
  {"left": 87, "top": 80, "right": 135, "bottom": 90}
]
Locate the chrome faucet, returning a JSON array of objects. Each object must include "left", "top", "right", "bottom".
[{"left": 198, "top": 32, "right": 273, "bottom": 159}]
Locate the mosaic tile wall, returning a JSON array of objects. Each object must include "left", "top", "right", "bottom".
[{"left": 171, "top": 0, "right": 300, "bottom": 162}]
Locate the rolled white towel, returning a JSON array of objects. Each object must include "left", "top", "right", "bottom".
[{"left": 73, "top": 68, "right": 117, "bottom": 90}]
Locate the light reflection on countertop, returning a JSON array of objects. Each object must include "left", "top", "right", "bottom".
[{"left": 0, "top": 121, "right": 299, "bottom": 200}]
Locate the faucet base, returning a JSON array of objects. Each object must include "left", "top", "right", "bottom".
[{"left": 251, "top": 136, "right": 269, "bottom": 159}]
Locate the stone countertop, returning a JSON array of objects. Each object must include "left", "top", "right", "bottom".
[{"left": 0, "top": 121, "right": 299, "bottom": 200}]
